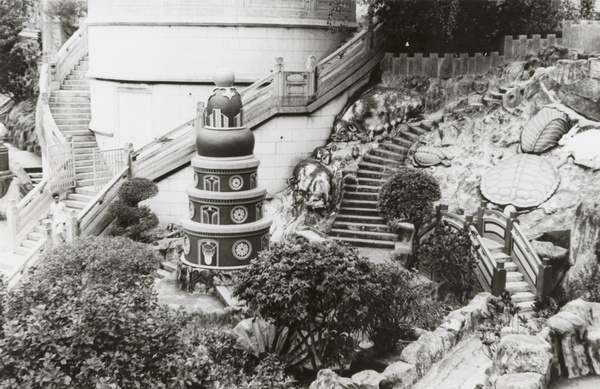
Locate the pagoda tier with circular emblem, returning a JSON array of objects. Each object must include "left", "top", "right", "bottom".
[{"left": 179, "top": 69, "right": 272, "bottom": 286}]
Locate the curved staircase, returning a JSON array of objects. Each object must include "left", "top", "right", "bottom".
[{"left": 330, "top": 122, "right": 433, "bottom": 248}]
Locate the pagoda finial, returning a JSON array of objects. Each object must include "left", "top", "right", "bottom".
[{"left": 214, "top": 68, "right": 235, "bottom": 87}]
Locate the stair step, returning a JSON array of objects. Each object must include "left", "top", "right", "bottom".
[
  {"left": 505, "top": 281, "right": 531, "bottom": 294},
  {"left": 76, "top": 179, "right": 95, "bottom": 187},
  {"left": 49, "top": 100, "right": 90, "bottom": 106},
  {"left": 161, "top": 262, "right": 177, "bottom": 272},
  {"left": 71, "top": 135, "right": 96, "bottom": 142},
  {"left": 62, "top": 130, "right": 94, "bottom": 136},
  {"left": 339, "top": 206, "right": 380, "bottom": 217},
  {"left": 389, "top": 137, "right": 413, "bottom": 148},
  {"left": 72, "top": 141, "right": 98, "bottom": 148},
  {"left": 379, "top": 141, "right": 409, "bottom": 154},
  {"left": 64, "top": 199, "right": 88, "bottom": 209},
  {"left": 52, "top": 113, "right": 91, "bottom": 119},
  {"left": 511, "top": 291, "right": 536, "bottom": 303},
  {"left": 332, "top": 221, "right": 391, "bottom": 233},
  {"left": 74, "top": 186, "right": 97, "bottom": 196},
  {"left": 406, "top": 123, "right": 429, "bottom": 135},
  {"left": 344, "top": 191, "right": 379, "bottom": 201},
  {"left": 357, "top": 170, "right": 391, "bottom": 180},
  {"left": 74, "top": 153, "right": 93, "bottom": 161},
  {"left": 370, "top": 147, "right": 406, "bottom": 162},
  {"left": 341, "top": 199, "right": 378, "bottom": 209},
  {"left": 52, "top": 90, "right": 90, "bottom": 97},
  {"left": 50, "top": 107, "right": 91, "bottom": 113},
  {"left": 506, "top": 271, "right": 524, "bottom": 282},
  {"left": 55, "top": 118, "right": 91, "bottom": 125},
  {"left": 330, "top": 228, "right": 397, "bottom": 241},
  {"left": 21, "top": 239, "right": 38, "bottom": 248},
  {"left": 331, "top": 236, "right": 395, "bottom": 249},
  {"left": 58, "top": 124, "right": 90, "bottom": 131},
  {"left": 66, "top": 192, "right": 94, "bottom": 202},
  {"left": 62, "top": 79, "right": 90, "bottom": 85},
  {"left": 358, "top": 161, "right": 398, "bottom": 173},
  {"left": 75, "top": 160, "right": 94, "bottom": 167},
  {"left": 74, "top": 147, "right": 98, "bottom": 155},
  {"left": 155, "top": 269, "right": 171, "bottom": 279},
  {"left": 15, "top": 246, "right": 30, "bottom": 256},
  {"left": 363, "top": 154, "right": 404, "bottom": 167},
  {"left": 61, "top": 85, "right": 90, "bottom": 91},
  {"left": 343, "top": 184, "right": 380, "bottom": 193},
  {"left": 335, "top": 214, "right": 385, "bottom": 224},
  {"left": 481, "top": 237, "right": 504, "bottom": 252},
  {"left": 516, "top": 300, "right": 535, "bottom": 313},
  {"left": 503, "top": 261, "right": 518, "bottom": 272},
  {"left": 357, "top": 177, "right": 387, "bottom": 186},
  {"left": 397, "top": 131, "right": 419, "bottom": 142},
  {"left": 27, "top": 232, "right": 44, "bottom": 241}
]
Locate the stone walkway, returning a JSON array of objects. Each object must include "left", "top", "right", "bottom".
[{"left": 411, "top": 336, "right": 491, "bottom": 389}]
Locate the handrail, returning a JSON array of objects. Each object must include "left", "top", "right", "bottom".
[
  {"left": 132, "top": 119, "right": 194, "bottom": 159},
  {"left": 56, "top": 26, "right": 87, "bottom": 85},
  {"left": 78, "top": 166, "right": 128, "bottom": 226}
]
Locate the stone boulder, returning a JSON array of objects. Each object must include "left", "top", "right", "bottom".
[
  {"left": 399, "top": 330, "right": 443, "bottom": 377},
  {"left": 308, "top": 369, "right": 360, "bottom": 389},
  {"left": 531, "top": 240, "right": 568, "bottom": 262},
  {"left": 546, "top": 299, "right": 594, "bottom": 378},
  {"left": 490, "top": 334, "right": 554, "bottom": 383},
  {"left": 381, "top": 361, "right": 418, "bottom": 389},
  {"left": 351, "top": 370, "right": 383, "bottom": 389},
  {"left": 565, "top": 201, "right": 600, "bottom": 298},
  {"left": 492, "top": 372, "right": 545, "bottom": 389}
]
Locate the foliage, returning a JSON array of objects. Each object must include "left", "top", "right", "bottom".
[
  {"left": 233, "top": 240, "right": 373, "bottom": 372},
  {"left": 360, "top": 263, "right": 443, "bottom": 352},
  {"left": 0, "top": 236, "right": 213, "bottom": 388},
  {"left": 45, "top": 0, "right": 87, "bottom": 41},
  {"left": 108, "top": 177, "right": 159, "bottom": 242},
  {"left": 360, "top": 0, "right": 595, "bottom": 54},
  {"left": 378, "top": 167, "right": 441, "bottom": 268},
  {"left": 420, "top": 221, "right": 478, "bottom": 303},
  {"left": 0, "top": 98, "right": 38, "bottom": 153},
  {"left": 0, "top": 0, "right": 40, "bottom": 102},
  {"left": 567, "top": 241, "right": 600, "bottom": 302},
  {"left": 532, "top": 296, "right": 563, "bottom": 319},
  {"left": 477, "top": 291, "right": 526, "bottom": 359}
]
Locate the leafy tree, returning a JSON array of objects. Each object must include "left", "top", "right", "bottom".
[
  {"left": 419, "top": 221, "right": 478, "bottom": 303},
  {"left": 45, "top": 0, "right": 88, "bottom": 42},
  {"left": 108, "top": 177, "right": 159, "bottom": 242},
  {"left": 359, "top": 0, "right": 578, "bottom": 54},
  {"left": 233, "top": 240, "right": 373, "bottom": 372},
  {"left": 378, "top": 167, "right": 441, "bottom": 268},
  {"left": 0, "top": 0, "right": 40, "bottom": 102}
]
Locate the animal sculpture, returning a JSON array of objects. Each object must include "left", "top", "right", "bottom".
[{"left": 558, "top": 125, "right": 600, "bottom": 170}]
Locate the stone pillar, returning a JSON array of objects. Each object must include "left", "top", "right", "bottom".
[
  {"left": 66, "top": 211, "right": 79, "bottom": 243},
  {"left": 307, "top": 55, "right": 317, "bottom": 98},
  {"left": 44, "top": 219, "right": 53, "bottom": 252},
  {"left": 536, "top": 258, "right": 553, "bottom": 297},
  {"left": 7, "top": 199, "right": 18, "bottom": 253}
]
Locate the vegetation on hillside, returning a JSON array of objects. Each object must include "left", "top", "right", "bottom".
[{"left": 359, "top": 0, "right": 598, "bottom": 54}]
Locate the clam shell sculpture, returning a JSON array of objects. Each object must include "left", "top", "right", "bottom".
[
  {"left": 413, "top": 146, "right": 450, "bottom": 167},
  {"left": 521, "top": 107, "right": 570, "bottom": 154},
  {"left": 481, "top": 154, "right": 560, "bottom": 208}
]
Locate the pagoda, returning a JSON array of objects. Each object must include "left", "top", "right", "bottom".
[{"left": 178, "top": 69, "right": 271, "bottom": 290}]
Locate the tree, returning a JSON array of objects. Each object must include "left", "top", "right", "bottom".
[
  {"left": 108, "top": 177, "right": 159, "bottom": 242},
  {"left": 45, "top": 0, "right": 88, "bottom": 42},
  {"left": 233, "top": 240, "right": 373, "bottom": 372},
  {"left": 378, "top": 167, "right": 441, "bottom": 268},
  {"left": 0, "top": 0, "right": 40, "bottom": 102},
  {"left": 419, "top": 221, "right": 478, "bottom": 303}
]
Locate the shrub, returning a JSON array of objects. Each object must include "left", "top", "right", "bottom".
[
  {"left": 419, "top": 221, "right": 478, "bottom": 303},
  {"left": 108, "top": 177, "right": 159, "bottom": 242},
  {"left": 378, "top": 167, "right": 441, "bottom": 268},
  {"left": 360, "top": 263, "right": 443, "bottom": 352},
  {"left": 233, "top": 240, "right": 372, "bottom": 372},
  {"left": 0, "top": 236, "right": 212, "bottom": 388}
]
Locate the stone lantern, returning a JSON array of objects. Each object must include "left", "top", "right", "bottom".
[{"left": 178, "top": 69, "right": 272, "bottom": 291}]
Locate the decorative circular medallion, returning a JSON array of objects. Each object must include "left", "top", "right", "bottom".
[
  {"left": 188, "top": 201, "right": 195, "bottom": 219},
  {"left": 193, "top": 172, "right": 199, "bottom": 188},
  {"left": 232, "top": 240, "right": 252, "bottom": 260},
  {"left": 230, "top": 206, "right": 248, "bottom": 224},
  {"left": 229, "top": 175, "right": 244, "bottom": 191},
  {"left": 183, "top": 236, "right": 191, "bottom": 255}
]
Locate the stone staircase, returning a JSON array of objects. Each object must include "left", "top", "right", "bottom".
[
  {"left": 480, "top": 237, "right": 536, "bottom": 313},
  {"left": 329, "top": 122, "right": 433, "bottom": 249},
  {"left": 49, "top": 55, "right": 99, "bottom": 190}
]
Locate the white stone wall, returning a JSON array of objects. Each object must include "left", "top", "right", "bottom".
[{"left": 144, "top": 92, "right": 349, "bottom": 225}]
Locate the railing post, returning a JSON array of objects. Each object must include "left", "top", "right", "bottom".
[
  {"left": 503, "top": 212, "right": 516, "bottom": 255},
  {"left": 307, "top": 55, "right": 317, "bottom": 99},
  {"left": 436, "top": 204, "right": 447, "bottom": 227},
  {"left": 492, "top": 258, "right": 507, "bottom": 296},
  {"left": 273, "top": 57, "right": 285, "bottom": 105},
  {"left": 536, "top": 257, "right": 553, "bottom": 297},
  {"left": 365, "top": 24, "right": 373, "bottom": 55},
  {"left": 66, "top": 210, "right": 79, "bottom": 243},
  {"left": 44, "top": 219, "right": 53, "bottom": 252},
  {"left": 7, "top": 199, "right": 18, "bottom": 253},
  {"left": 476, "top": 201, "right": 486, "bottom": 235},
  {"left": 125, "top": 143, "right": 134, "bottom": 179},
  {"left": 195, "top": 102, "right": 205, "bottom": 136}
]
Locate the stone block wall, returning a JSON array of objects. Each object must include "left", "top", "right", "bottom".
[{"left": 563, "top": 20, "right": 600, "bottom": 53}]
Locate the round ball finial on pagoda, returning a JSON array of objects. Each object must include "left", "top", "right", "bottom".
[
  {"left": 179, "top": 69, "right": 272, "bottom": 292},
  {"left": 214, "top": 67, "right": 235, "bottom": 87}
]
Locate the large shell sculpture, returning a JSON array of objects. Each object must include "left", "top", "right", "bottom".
[
  {"left": 520, "top": 107, "right": 570, "bottom": 154},
  {"left": 481, "top": 154, "right": 560, "bottom": 209},
  {"left": 413, "top": 146, "right": 451, "bottom": 167}
]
